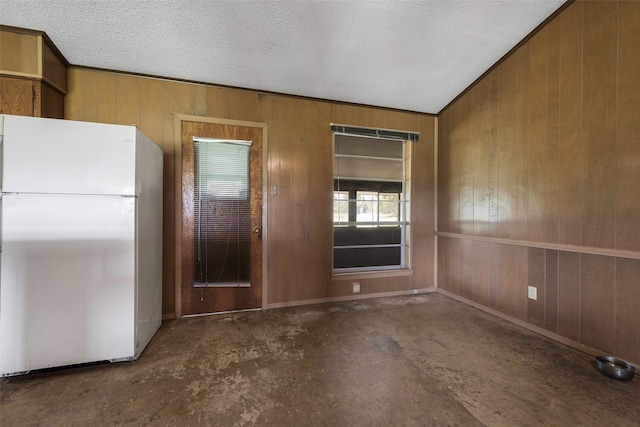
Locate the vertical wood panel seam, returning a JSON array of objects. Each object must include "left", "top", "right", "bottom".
[
  {"left": 579, "top": 0, "right": 584, "bottom": 247},
  {"left": 614, "top": 0, "right": 619, "bottom": 250},
  {"left": 613, "top": 0, "right": 619, "bottom": 352}
]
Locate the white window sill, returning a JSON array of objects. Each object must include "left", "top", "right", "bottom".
[{"left": 331, "top": 268, "right": 412, "bottom": 282}]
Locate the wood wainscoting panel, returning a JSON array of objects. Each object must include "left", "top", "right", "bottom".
[
  {"left": 472, "top": 240, "right": 489, "bottom": 306},
  {"left": 557, "top": 251, "right": 580, "bottom": 342},
  {"left": 458, "top": 238, "right": 473, "bottom": 300},
  {"left": 616, "top": 0, "right": 640, "bottom": 252},
  {"left": 580, "top": 254, "right": 615, "bottom": 354},
  {"left": 527, "top": 247, "right": 546, "bottom": 328},
  {"left": 448, "top": 237, "right": 461, "bottom": 296},
  {"left": 496, "top": 243, "right": 518, "bottom": 317},
  {"left": 544, "top": 249, "right": 558, "bottom": 334},
  {"left": 615, "top": 258, "right": 640, "bottom": 364}
]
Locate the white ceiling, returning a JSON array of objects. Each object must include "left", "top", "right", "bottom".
[{"left": 1, "top": 0, "right": 566, "bottom": 114}]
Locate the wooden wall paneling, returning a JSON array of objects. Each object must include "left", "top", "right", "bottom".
[
  {"left": 557, "top": 251, "right": 580, "bottom": 342},
  {"left": 614, "top": 258, "right": 640, "bottom": 364},
  {"left": 114, "top": 74, "right": 140, "bottom": 127},
  {"left": 472, "top": 240, "right": 489, "bottom": 305},
  {"left": 515, "top": 44, "right": 531, "bottom": 241},
  {"left": 527, "top": 247, "right": 546, "bottom": 328},
  {"left": 544, "top": 249, "right": 558, "bottom": 333},
  {"left": 497, "top": 54, "right": 518, "bottom": 239},
  {"left": 459, "top": 238, "right": 473, "bottom": 300},
  {"left": 527, "top": 27, "right": 547, "bottom": 243},
  {"left": 170, "top": 82, "right": 207, "bottom": 314},
  {"left": 487, "top": 243, "right": 499, "bottom": 309},
  {"left": 298, "top": 99, "right": 333, "bottom": 299},
  {"left": 616, "top": 0, "right": 640, "bottom": 252},
  {"left": 448, "top": 103, "right": 461, "bottom": 234},
  {"left": 206, "top": 86, "right": 259, "bottom": 121},
  {"left": 96, "top": 72, "right": 116, "bottom": 124},
  {"left": 81, "top": 71, "right": 98, "bottom": 123},
  {"left": 515, "top": 246, "right": 529, "bottom": 321},
  {"left": 580, "top": 254, "right": 615, "bottom": 353},
  {"left": 581, "top": 0, "right": 617, "bottom": 249},
  {"left": 487, "top": 71, "right": 500, "bottom": 238},
  {"left": 413, "top": 115, "right": 435, "bottom": 288},
  {"left": 448, "top": 237, "right": 461, "bottom": 296},
  {"left": 64, "top": 68, "right": 84, "bottom": 120},
  {"left": 438, "top": 108, "right": 450, "bottom": 233},
  {"left": 496, "top": 243, "right": 518, "bottom": 317},
  {"left": 0, "top": 30, "right": 22, "bottom": 72},
  {"left": 437, "top": 236, "right": 448, "bottom": 291},
  {"left": 458, "top": 92, "right": 474, "bottom": 235},
  {"left": 0, "top": 76, "right": 34, "bottom": 116},
  {"left": 370, "top": 107, "right": 388, "bottom": 129},
  {"left": 545, "top": 19, "right": 560, "bottom": 244},
  {"left": 557, "top": 1, "right": 583, "bottom": 247},
  {"left": 473, "top": 78, "right": 491, "bottom": 236},
  {"left": 138, "top": 77, "right": 165, "bottom": 146},
  {"left": 259, "top": 95, "right": 298, "bottom": 303},
  {"left": 331, "top": 103, "right": 358, "bottom": 125},
  {"left": 20, "top": 33, "right": 38, "bottom": 75}
]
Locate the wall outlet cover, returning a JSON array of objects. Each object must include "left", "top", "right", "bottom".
[
  {"left": 528, "top": 286, "right": 537, "bottom": 300},
  {"left": 353, "top": 282, "right": 360, "bottom": 293}
]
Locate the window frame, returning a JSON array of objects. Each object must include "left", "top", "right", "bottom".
[{"left": 332, "top": 130, "right": 413, "bottom": 274}]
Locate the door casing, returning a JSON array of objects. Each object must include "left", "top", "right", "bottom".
[{"left": 174, "top": 114, "right": 268, "bottom": 317}]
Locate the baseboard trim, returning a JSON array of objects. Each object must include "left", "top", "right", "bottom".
[
  {"left": 435, "top": 289, "right": 638, "bottom": 367},
  {"left": 267, "top": 287, "right": 437, "bottom": 310}
]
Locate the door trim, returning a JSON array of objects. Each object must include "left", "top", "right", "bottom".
[{"left": 174, "top": 114, "right": 268, "bottom": 318}]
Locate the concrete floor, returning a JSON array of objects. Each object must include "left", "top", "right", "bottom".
[{"left": 1, "top": 293, "right": 638, "bottom": 426}]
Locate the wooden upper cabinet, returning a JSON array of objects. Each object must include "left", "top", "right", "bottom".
[{"left": 0, "top": 26, "right": 68, "bottom": 118}]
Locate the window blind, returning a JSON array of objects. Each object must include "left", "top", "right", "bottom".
[{"left": 193, "top": 137, "right": 252, "bottom": 287}]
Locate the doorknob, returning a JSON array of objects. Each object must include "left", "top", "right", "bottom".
[{"left": 253, "top": 227, "right": 262, "bottom": 234}]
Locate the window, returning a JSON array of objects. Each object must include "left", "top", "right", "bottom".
[
  {"left": 193, "top": 137, "right": 252, "bottom": 287},
  {"left": 332, "top": 125, "right": 416, "bottom": 272}
]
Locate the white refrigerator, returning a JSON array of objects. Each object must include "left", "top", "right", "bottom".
[{"left": 0, "top": 114, "right": 163, "bottom": 376}]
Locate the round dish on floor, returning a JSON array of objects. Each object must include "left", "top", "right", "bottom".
[{"left": 594, "top": 356, "right": 635, "bottom": 381}]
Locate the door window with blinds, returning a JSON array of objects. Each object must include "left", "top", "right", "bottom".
[
  {"left": 193, "top": 137, "right": 252, "bottom": 287},
  {"left": 332, "top": 125, "right": 417, "bottom": 272}
]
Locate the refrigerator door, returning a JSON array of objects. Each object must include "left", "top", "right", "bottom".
[
  {"left": 2, "top": 115, "right": 136, "bottom": 196},
  {"left": 0, "top": 194, "right": 136, "bottom": 375}
]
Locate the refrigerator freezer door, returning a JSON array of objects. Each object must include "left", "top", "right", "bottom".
[
  {"left": 2, "top": 115, "right": 137, "bottom": 196},
  {"left": 0, "top": 194, "right": 136, "bottom": 376}
]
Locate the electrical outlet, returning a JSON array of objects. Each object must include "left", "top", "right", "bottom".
[
  {"left": 353, "top": 282, "right": 360, "bottom": 293},
  {"left": 528, "top": 286, "right": 537, "bottom": 300}
]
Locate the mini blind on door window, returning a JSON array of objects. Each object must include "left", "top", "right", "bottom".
[{"left": 193, "top": 137, "right": 252, "bottom": 287}]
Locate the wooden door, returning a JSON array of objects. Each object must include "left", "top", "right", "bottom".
[{"left": 181, "top": 120, "right": 263, "bottom": 315}]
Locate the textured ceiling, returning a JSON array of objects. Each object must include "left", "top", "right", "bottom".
[{"left": 1, "top": 0, "right": 566, "bottom": 114}]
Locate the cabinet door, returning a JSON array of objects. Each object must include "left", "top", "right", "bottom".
[{"left": 0, "top": 76, "right": 34, "bottom": 116}]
